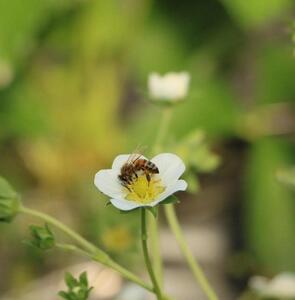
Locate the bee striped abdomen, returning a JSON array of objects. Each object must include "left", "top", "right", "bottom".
[{"left": 118, "top": 158, "right": 159, "bottom": 188}]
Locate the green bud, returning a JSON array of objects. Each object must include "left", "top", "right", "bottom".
[
  {"left": 58, "top": 272, "right": 93, "bottom": 300},
  {"left": 29, "top": 224, "right": 55, "bottom": 250},
  {"left": 0, "top": 176, "right": 20, "bottom": 223}
]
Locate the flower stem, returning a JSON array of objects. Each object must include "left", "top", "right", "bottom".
[
  {"left": 164, "top": 204, "right": 219, "bottom": 300},
  {"left": 148, "top": 106, "right": 173, "bottom": 286},
  {"left": 19, "top": 205, "right": 153, "bottom": 292},
  {"left": 154, "top": 106, "right": 173, "bottom": 153},
  {"left": 141, "top": 208, "right": 163, "bottom": 300}
]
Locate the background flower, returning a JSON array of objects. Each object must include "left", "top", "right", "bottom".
[
  {"left": 148, "top": 72, "right": 190, "bottom": 101},
  {"left": 249, "top": 273, "right": 295, "bottom": 298}
]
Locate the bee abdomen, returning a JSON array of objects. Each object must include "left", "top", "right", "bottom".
[{"left": 146, "top": 161, "right": 159, "bottom": 173}]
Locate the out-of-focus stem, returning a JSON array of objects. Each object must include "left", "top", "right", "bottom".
[
  {"left": 154, "top": 107, "right": 173, "bottom": 153},
  {"left": 164, "top": 204, "right": 219, "bottom": 300}
]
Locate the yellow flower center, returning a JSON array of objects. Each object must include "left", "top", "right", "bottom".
[{"left": 125, "top": 175, "right": 165, "bottom": 204}]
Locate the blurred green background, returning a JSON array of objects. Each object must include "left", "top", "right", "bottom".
[{"left": 0, "top": 0, "right": 294, "bottom": 298}]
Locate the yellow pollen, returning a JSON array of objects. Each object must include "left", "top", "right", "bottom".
[{"left": 125, "top": 175, "right": 165, "bottom": 204}]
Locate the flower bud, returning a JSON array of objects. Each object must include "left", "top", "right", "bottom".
[
  {"left": 29, "top": 224, "right": 55, "bottom": 250},
  {"left": 0, "top": 176, "right": 20, "bottom": 222}
]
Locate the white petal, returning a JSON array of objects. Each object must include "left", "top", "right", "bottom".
[
  {"left": 151, "top": 153, "right": 185, "bottom": 186},
  {"left": 110, "top": 198, "right": 142, "bottom": 211},
  {"left": 112, "top": 154, "right": 148, "bottom": 170},
  {"left": 94, "top": 169, "right": 126, "bottom": 199},
  {"left": 149, "top": 179, "right": 187, "bottom": 206}
]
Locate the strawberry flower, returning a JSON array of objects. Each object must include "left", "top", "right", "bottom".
[
  {"left": 94, "top": 153, "right": 187, "bottom": 211},
  {"left": 148, "top": 72, "right": 190, "bottom": 102}
]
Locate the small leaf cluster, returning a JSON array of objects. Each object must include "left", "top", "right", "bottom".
[
  {"left": 0, "top": 176, "right": 20, "bottom": 223},
  {"left": 173, "top": 130, "right": 220, "bottom": 194},
  {"left": 58, "top": 272, "right": 93, "bottom": 300},
  {"left": 28, "top": 223, "right": 55, "bottom": 250}
]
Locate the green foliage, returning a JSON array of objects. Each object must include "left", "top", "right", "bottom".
[
  {"left": 222, "top": 0, "right": 292, "bottom": 29},
  {"left": 277, "top": 167, "right": 295, "bottom": 191},
  {"left": 0, "top": 176, "right": 20, "bottom": 222},
  {"left": 172, "top": 129, "right": 220, "bottom": 194},
  {"left": 58, "top": 272, "right": 93, "bottom": 300},
  {"left": 244, "top": 139, "right": 295, "bottom": 271},
  {"left": 27, "top": 223, "right": 55, "bottom": 250}
]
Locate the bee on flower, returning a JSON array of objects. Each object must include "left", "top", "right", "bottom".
[
  {"left": 148, "top": 72, "right": 190, "bottom": 102},
  {"left": 94, "top": 153, "right": 187, "bottom": 211}
]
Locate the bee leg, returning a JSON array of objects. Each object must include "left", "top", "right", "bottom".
[
  {"left": 123, "top": 182, "right": 132, "bottom": 192},
  {"left": 146, "top": 173, "right": 151, "bottom": 182}
]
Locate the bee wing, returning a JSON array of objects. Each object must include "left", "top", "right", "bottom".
[
  {"left": 127, "top": 153, "right": 142, "bottom": 164},
  {"left": 126, "top": 144, "right": 148, "bottom": 164}
]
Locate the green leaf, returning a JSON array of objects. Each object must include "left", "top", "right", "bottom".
[
  {"left": 59, "top": 272, "right": 93, "bottom": 300},
  {"left": 28, "top": 223, "right": 55, "bottom": 250},
  {"left": 65, "top": 272, "right": 78, "bottom": 289},
  {"left": 161, "top": 195, "right": 179, "bottom": 205},
  {"left": 58, "top": 291, "right": 71, "bottom": 300},
  {"left": 79, "top": 272, "right": 88, "bottom": 287},
  {"left": 146, "top": 206, "right": 158, "bottom": 218},
  {"left": 0, "top": 176, "right": 17, "bottom": 199},
  {"left": 222, "top": 0, "right": 292, "bottom": 29},
  {"left": 0, "top": 176, "right": 20, "bottom": 223}
]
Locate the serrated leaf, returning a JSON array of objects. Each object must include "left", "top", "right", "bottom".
[
  {"left": 79, "top": 272, "right": 88, "bottom": 287},
  {"left": 65, "top": 272, "right": 78, "bottom": 289},
  {"left": 58, "top": 291, "right": 71, "bottom": 300}
]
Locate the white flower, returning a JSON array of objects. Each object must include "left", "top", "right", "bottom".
[
  {"left": 249, "top": 273, "right": 295, "bottom": 298},
  {"left": 148, "top": 72, "right": 190, "bottom": 101},
  {"left": 94, "top": 153, "right": 187, "bottom": 211}
]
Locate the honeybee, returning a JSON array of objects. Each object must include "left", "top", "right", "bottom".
[{"left": 118, "top": 153, "right": 159, "bottom": 188}]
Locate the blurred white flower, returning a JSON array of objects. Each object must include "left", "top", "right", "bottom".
[
  {"left": 94, "top": 153, "right": 187, "bottom": 211},
  {"left": 148, "top": 72, "right": 190, "bottom": 102},
  {"left": 249, "top": 273, "right": 295, "bottom": 298}
]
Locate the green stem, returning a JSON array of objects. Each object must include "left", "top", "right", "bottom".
[
  {"left": 148, "top": 208, "right": 163, "bottom": 286},
  {"left": 19, "top": 205, "right": 153, "bottom": 292},
  {"left": 154, "top": 106, "right": 173, "bottom": 153},
  {"left": 164, "top": 204, "right": 219, "bottom": 300},
  {"left": 56, "top": 243, "right": 92, "bottom": 258},
  {"left": 141, "top": 209, "right": 163, "bottom": 300},
  {"left": 148, "top": 106, "right": 173, "bottom": 286}
]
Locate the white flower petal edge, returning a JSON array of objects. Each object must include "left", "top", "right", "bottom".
[
  {"left": 94, "top": 169, "right": 127, "bottom": 200},
  {"left": 110, "top": 198, "right": 142, "bottom": 211},
  {"left": 152, "top": 179, "right": 187, "bottom": 205},
  {"left": 151, "top": 153, "right": 185, "bottom": 186}
]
